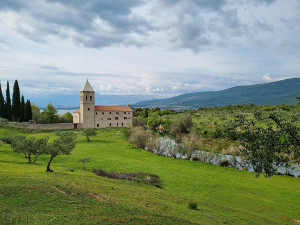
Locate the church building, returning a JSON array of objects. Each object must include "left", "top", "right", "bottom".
[{"left": 73, "top": 80, "right": 133, "bottom": 129}]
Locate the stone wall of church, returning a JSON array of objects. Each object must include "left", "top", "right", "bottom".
[{"left": 94, "top": 111, "right": 133, "bottom": 128}]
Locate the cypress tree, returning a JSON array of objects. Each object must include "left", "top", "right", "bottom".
[
  {"left": 0, "top": 82, "right": 5, "bottom": 118},
  {"left": 21, "top": 95, "right": 25, "bottom": 122},
  {"left": 24, "top": 100, "right": 32, "bottom": 122},
  {"left": 5, "top": 81, "right": 12, "bottom": 121},
  {"left": 12, "top": 80, "right": 21, "bottom": 121}
]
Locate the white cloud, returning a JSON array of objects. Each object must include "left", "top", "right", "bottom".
[{"left": 263, "top": 75, "right": 272, "bottom": 81}]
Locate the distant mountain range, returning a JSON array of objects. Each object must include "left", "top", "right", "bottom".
[
  {"left": 132, "top": 78, "right": 300, "bottom": 109},
  {"left": 30, "top": 94, "right": 157, "bottom": 109}
]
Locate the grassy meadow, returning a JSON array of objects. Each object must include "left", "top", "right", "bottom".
[{"left": 0, "top": 127, "right": 300, "bottom": 224}]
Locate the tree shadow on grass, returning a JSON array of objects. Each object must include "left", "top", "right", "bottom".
[
  {"left": 77, "top": 140, "right": 116, "bottom": 144},
  {"left": 0, "top": 160, "right": 42, "bottom": 165}
]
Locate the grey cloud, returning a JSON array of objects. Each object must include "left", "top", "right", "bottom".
[{"left": 0, "top": 0, "right": 294, "bottom": 52}]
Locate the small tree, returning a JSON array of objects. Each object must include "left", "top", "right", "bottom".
[
  {"left": 45, "top": 132, "right": 76, "bottom": 172},
  {"left": 11, "top": 136, "right": 48, "bottom": 163},
  {"left": 31, "top": 103, "right": 42, "bottom": 123},
  {"left": 82, "top": 128, "right": 97, "bottom": 142},
  {"left": 42, "top": 103, "right": 58, "bottom": 123},
  {"left": 129, "top": 127, "right": 152, "bottom": 149},
  {"left": 170, "top": 114, "right": 194, "bottom": 135}
]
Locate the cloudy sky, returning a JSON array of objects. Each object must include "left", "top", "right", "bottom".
[{"left": 0, "top": 0, "right": 299, "bottom": 99}]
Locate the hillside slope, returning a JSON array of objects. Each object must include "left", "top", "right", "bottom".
[
  {"left": 133, "top": 78, "right": 300, "bottom": 109},
  {"left": 0, "top": 128, "right": 300, "bottom": 224}
]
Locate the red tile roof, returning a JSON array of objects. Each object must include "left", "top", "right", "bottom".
[
  {"left": 73, "top": 105, "right": 133, "bottom": 113},
  {"left": 95, "top": 105, "right": 133, "bottom": 112}
]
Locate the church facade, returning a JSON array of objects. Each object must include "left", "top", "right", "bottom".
[{"left": 73, "top": 80, "right": 133, "bottom": 129}]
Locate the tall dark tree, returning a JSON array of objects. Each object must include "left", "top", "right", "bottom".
[
  {"left": 0, "top": 82, "right": 5, "bottom": 118},
  {"left": 5, "top": 81, "right": 12, "bottom": 121},
  {"left": 24, "top": 100, "right": 32, "bottom": 122},
  {"left": 20, "top": 95, "right": 25, "bottom": 122},
  {"left": 12, "top": 80, "right": 21, "bottom": 121}
]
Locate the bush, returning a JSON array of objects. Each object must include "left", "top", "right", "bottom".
[
  {"left": 214, "top": 127, "right": 223, "bottom": 139},
  {"left": 129, "top": 127, "right": 152, "bottom": 149},
  {"left": 93, "top": 169, "right": 162, "bottom": 188},
  {"left": 188, "top": 201, "right": 198, "bottom": 210},
  {"left": 219, "top": 160, "right": 231, "bottom": 167},
  {"left": 170, "top": 114, "right": 195, "bottom": 136},
  {"left": 0, "top": 136, "right": 13, "bottom": 144}
]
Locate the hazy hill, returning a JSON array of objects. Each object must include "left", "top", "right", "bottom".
[{"left": 133, "top": 78, "right": 300, "bottom": 109}]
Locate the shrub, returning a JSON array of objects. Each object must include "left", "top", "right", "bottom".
[
  {"left": 214, "top": 127, "right": 223, "bottom": 139},
  {"left": 219, "top": 160, "right": 231, "bottom": 167},
  {"left": 129, "top": 127, "right": 151, "bottom": 149},
  {"left": 188, "top": 201, "right": 198, "bottom": 210},
  {"left": 93, "top": 169, "right": 162, "bottom": 188},
  {"left": 0, "top": 136, "right": 13, "bottom": 144}
]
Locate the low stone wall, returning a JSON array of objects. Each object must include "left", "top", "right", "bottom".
[{"left": 6, "top": 122, "right": 74, "bottom": 130}]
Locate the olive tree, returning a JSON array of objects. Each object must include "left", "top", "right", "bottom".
[
  {"left": 233, "top": 112, "right": 299, "bottom": 177},
  {"left": 82, "top": 128, "right": 97, "bottom": 142},
  {"left": 11, "top": 136, "right": 48, "bottom": 163},
  {"left": 46, "top": 132, "right": 76, "bottom": 172}
]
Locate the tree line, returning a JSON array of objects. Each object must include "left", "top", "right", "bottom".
[{"left": 0, "top": 80, "right": 32, "bottom": 122}]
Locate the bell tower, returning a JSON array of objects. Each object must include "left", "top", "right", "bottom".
[{"left": 80, "top": 80, "right": 95, "bottom": 128}]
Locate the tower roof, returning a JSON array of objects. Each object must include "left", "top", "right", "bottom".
[{"left": 81, "top": 80, "right": 94, "bottom": 92}]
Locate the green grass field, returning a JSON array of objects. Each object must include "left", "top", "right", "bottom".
[{"left": 0, "top": 127, "right": 299, "bottom": 224}]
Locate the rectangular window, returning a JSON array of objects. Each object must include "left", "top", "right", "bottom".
[
  {"left": 109, "top": 123, "right": 111, "bottom": 127},
  {"left": 90, "top": 96, "right": 92, "bottom": 101},
  {"left": 122, "top": 123, "right": 123, "bottom": 127},
  {"left": 124, "top": 112, "right": 127, "bottom": 114},
  {"left": 102, "top": 112, "right": 104, "bottom": 115},
  {"left": 124, "top": 117, "right": 127, "bottom": 120},
  {"left": 97, "top": 124, "right": 99, "bottom": 127},
  {"left": 108, "top": 118, "right": 111, "bottom": 120},
  {"left": 117, "top": 123, "right": 118, "bottom": 126},
  {"left": 95, "top": 112, "right": 97, "bottom": 115},
  {"left": 109, "top": 112, "right": 111, "bottom": 114},
  {"left": 116, "top": 112, "right": 119, "bottom": 115},
  {"left": 115, "top": 117, "right": 118, "bottom": 120}
]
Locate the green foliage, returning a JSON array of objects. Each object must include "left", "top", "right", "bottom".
[
  {"left": 233, "top": 113, "right": 300, "bottom": 177},
  {"left": 42, "top": 103, "right": 58, "bottom": 124},
  {"left": 45, "top": 131, "right": 76, "bottom": 172},
  {"left": 147, "top": 112, "right": 163, "bottom": 130},
  {"left": 214, "top": 127, "right": 224, "bottom": 139},
  {"left": 20, "top": 95, "right": 25, "bottom": 122},
  {"left": 4, "top": 81, "right": 11, "bottom": 121},
  {"left": 11, "top": 136, "right": 49, "bottom": 163},
  {"left": 31, "top": 103, "right": 42, "bottom": 123},
  {"left": 0, "top": 83, "right": 5, "bottom": 119},
  {"left": 59, "top": 112, "right": 73, "bottom": 123},
  {"left": 82, "top": 129, "right": 97, "bottom": 142},
  {"left": 170, "top": 114, "right": 194, "bottom": 135},
  {"left": 24, "top": 100, "right": 32, "bottom": 122},
  {"left": 12, "top": 80, "right": 21, "bottom": 122}
]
